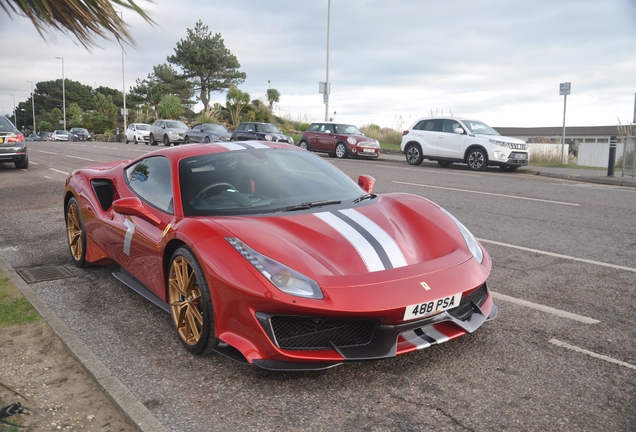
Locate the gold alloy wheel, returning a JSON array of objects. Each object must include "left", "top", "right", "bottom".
[
  {"left": 168, "top": 256, "right": 204, "bottom": 346},
  {"left": 66, "top": 202, "right": 84, "bottom": 261}
]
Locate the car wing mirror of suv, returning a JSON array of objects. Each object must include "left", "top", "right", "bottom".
[{"left": 454, "top": 128, "right": 465, "bottom": 134}]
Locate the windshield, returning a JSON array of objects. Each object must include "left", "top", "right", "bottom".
[
  {"left": 55, "top": 130, "right": 68, "bottom": 135},
  {"left": 334, "top": 124, "right": 362, "bottom": 135},
  {"left": 179, "top": 148, "right": 364, "bottom": 216},
  {"left": 461, "top": 120, "right": 500, "bottom": 136},
  {"left": 166, "top": 121, "right": 188, "bottom": 129},
  {"left": 255, "top": 124, "right": 281, "bottom": 133},
  {"left": 204, "top": 124, "right": 229, "bottom": 133},
  {"left": 135, "top": 124, "right": 151, "bottom": 131}
]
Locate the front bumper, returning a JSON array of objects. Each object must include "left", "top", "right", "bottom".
[{"left": 248, "top": 284, "right": 496, "bottom": 371}]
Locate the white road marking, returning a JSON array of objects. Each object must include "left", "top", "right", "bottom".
[
  {"left": 67, "top": 155, "right": 95, "bottom": 162},
  {"left": 49, "top": 168, "right": 69, "bottom": 175},
  {"left": 491, "top": 292, "right": 599, "bottom": 324},
  {"left": 478, "top": 238, "right": 636, "bottom": 273},
  {"left": 40, "top": 150, "right": 57, "bottom": 155},
  {"left": 127, "top": 149, "right": 152, "bottom": 153},
  {"left": 93, "top": 146, "right": 118, "bottom": 150},
  {"left": 70, "top": 144, "right": 86, "bottom": 147},
  {"left": 375, "top": 164, "right": 480, "bottom": 178},
  {"left": 394, "top": 181, "right": 580, "bottom": 206},
  {"left": 549, "top": 339, "right": 636, "bottom": 370},
  {"left": 30, "top": 161, "right": 38, "bottom": 165},
  {"left": 44, "top": 176, "right": 51, "bottom": 179},
  {"left": 551, "top": 182, "right": 636, "bottom": 193}
]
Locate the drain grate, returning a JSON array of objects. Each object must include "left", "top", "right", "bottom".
[{"left": 16, "top": 266, "right": 74, "bottom": 284}]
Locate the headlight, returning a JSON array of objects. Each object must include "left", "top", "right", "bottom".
[
  {"left": 226, "top": 238, "right": 323, "bottom": 299},
  {"left": 440, "top": 208, "right": 484, "bottom": 264},
  {"left": 347, "top": 137, "right": 357, "bottom": 145},
  {"left": 168, "top": 131, "right": 179, "bottom": 137},
  {"left": 264, "top": 134, "right": 273, "bottom": 141},
  {"left": 489, "top": 139, "right": 512, "bottom": 148},
  {"left": 288, "top": 137, "right": 294, "bottom": 144}
]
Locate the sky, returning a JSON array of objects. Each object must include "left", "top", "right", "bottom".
[{"left": 1, "top": 0, "right": 636, "bottom": 130}]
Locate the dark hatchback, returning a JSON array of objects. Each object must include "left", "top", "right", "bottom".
[
  {"left": 0, "top": 115, "right": 28, "bottom": 169},
  {"left": 70, "top": 127, "right": 92, "bottom": 141},
  {"left": 230, "top": 122, "right": 294, "bottom": 144}
]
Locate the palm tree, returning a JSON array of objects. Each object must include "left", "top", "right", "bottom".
[{"left": 1, "top": 0, "right": 154, "bottom": 48}]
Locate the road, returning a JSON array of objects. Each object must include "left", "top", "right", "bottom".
[{"left": 1, "top": 140, "right": 635, "bottom": 431}]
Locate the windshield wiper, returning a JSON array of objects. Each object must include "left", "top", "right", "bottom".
[
  {"left": 268, "top": 199, "right": 342, "bottom": 213},
  {"left": 352, "top": 194, "right": 375, "bottom": 203}
]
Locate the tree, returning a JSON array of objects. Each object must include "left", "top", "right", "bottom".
[
  {"left": 158, "top": 95, "right": 183, "bottom": 119},
  {"left": 266, "top": 88, "right": 280, "bottom": 111},
  {"left": 225, "top": 86, "right": 250, "bottom": 126},
  {"left": 2, "top": 0, "right": 155, "bottom": 49},
  {"left": 168, "top": 21, "right": 246, "bottom": 112},
  {"left": 128, "top": 63, "right": 193, "bottom": 119}
]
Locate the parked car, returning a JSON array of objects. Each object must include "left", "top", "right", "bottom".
[
  {"left": 125, "top": 123, "right": 152, "bottom": 145},
  {"left": 0, "top": 115, "right": 28, "bottom": 169},
  {"left": 299, "top": 122, "right": 380, "bottom": 159},
  {"left": 38, "top": 131, "right": 53, "bottom": 141},
  {"left": 149, "top": 120, "right": 189, "bottom": 146},
  {"left": 70, "top": 127, "right": 92, "bottom": 142},
  {"left": 52, "top": 130, "right": 69, "bottom": 141},
  {"left": 63, "top": 141, "right": 496, "bottom": 370},
  {"left": 230, "top": 122, "right": 294, "bottom": 144},
  {"left": 400, "top": 117, "right": 529, "bottom": 172},
  {"left": 184, "top": 123, "right": 232, "bottom": 143},
  {"left": 26, "top": 133, "right": 41, "bottom": 142}
]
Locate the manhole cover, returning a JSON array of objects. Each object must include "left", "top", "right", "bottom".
[{"left": 16, "top": 266, "right": 74, "bottom": 283}]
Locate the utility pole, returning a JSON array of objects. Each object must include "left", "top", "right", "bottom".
[
  {"left": 56, "top": 57, "right": 66, "bottom": 130},
  {"left": 119, "top": 11, "right": 127, "bottom": 132},
  {"left": 559, "top": 82, "right": 571, "bottom": 165},
  {"left": 27, "top": 81, "right": 36, "bottom": 134},
  {"left": 324, "top": 0, "right": 331, "bottom": 121}
]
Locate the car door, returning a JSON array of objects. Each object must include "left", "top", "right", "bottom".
[
  {"left": 305, "top": 123, "right": 325, "bottom": 150},
  {"left": 106, "top": 156, "right": 174, "bottom": 296},
  {"left": 436, "top": 119, "right": 467, "bottom": 159},
  {"left": 190, "top": 124, "right": 203, "bottom": 143},
  {"left": 410, "top": 119, "right": 442, "bottom": 157},
  {"left": 238, "top": 123, "right": 256, "bottom": 141},
  {"left": 315, "top": 123, "right": 335, "bottom": 151}
]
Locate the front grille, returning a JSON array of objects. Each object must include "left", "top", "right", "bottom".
[
  {"left": 510, "top": 143, "right": 528, "bottom": 150},
  {"left": 270, "top": 316, "right": 379, "bottom": 350},
  {"left": 447, "top": 283, "right": 489, "bottom": 321}
]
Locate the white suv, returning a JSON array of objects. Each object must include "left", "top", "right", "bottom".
[{"left": 400, "top": 117, "right": 529, "bottom": 172}]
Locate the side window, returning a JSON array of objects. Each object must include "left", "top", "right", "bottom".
[
  {"left": 236, "top": 123, "right": 245, "bottom": 131},
  {"left": 308, "top": 124, "right": 320, "bottom": 132},
  {"left": 126, "top": 156, "right": 173, "bottom": 213},
  {"left": 416, "top": 120, "right": 442, "bottom": 132},
  {"left": 443, "top": 120, "right": 462, "bottom": 133}
]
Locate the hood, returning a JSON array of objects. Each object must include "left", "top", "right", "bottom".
[{"left": 203, "top": 194, "right": 473, "bottom": 287}]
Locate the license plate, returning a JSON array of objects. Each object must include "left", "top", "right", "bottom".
[
  {"left": 0, "top": 138, "right": 3, "bottom": 143},
  {"left": 403, "top": 293, "right": 462, "bottom": 321},
  {"left": 514, "top": 153, "right": 527, "bottom": 159}
]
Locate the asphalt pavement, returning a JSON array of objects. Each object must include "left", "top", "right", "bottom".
[{"left": 4, "top": 153, "right": 636, "bottom": 432}]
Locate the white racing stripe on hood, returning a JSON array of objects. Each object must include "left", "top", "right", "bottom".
[
  {"left": 217, "top": 142, "right": 271, "bottom": 151},
  {"left": 315, "top": 209, "right": 407, "bottom": 272}
]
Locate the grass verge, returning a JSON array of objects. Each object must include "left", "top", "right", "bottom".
[{"left": 0, "top": 274, "right": 40, "bottom": 327}]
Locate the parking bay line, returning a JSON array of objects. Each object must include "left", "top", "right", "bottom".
[
  {"left": 393, "top": 181, "right": 580, "bottom": 206},
  {"left": 39, "top": 150, "right": 57, "bottom": 155},
  {"left": 549, "top": 339, "right": 636, "bottom": 371},
  {"left": 49, "top": 168, "right": 69, "bottom": 175},
  {"left": 67, "top": 155, "right": 95, "bottom": 162},
  {"left": 478, "top": 238, "right": 636, "bottom": 274},
  {"left": 491, "top": 292, "right": 599, "bottom": 324}
]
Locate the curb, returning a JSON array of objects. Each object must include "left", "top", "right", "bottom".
[
  {"left": 521, "top": 170, "right": 636, "bottom": 188},
  {"left": 0, "top": 256, "right": 169, "bottom": 432}
]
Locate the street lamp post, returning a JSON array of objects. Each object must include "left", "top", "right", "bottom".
[
  {"left": 21, "top": 109, "right": 26, "bottom": 132},
  {"left": 27, "top": 80, "right": 36, "bottom": 134},
  {"left": 324, "top": 0, "right": 332, "bottom": 122},
  {"left": 56, "top": 57, "right": 66, "bottom": 130},
  {"left": 9, "top": 94, "right": 15, "bottom": 126},
  {"left": 119, "top": 11, "right": 127, "bottom": 132}
]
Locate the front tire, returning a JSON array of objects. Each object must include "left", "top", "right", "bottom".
[
  {"left": 299, "top": 140, "right": 309, "bottom": 150},
  {"left": 149, "top": 134, "right": 156, "bottom": 146},
  {"left": 467, "top": 148, "right": 488, "bottom": 171},
  {"left": 168, "top": 247, "right": 219, "bottom": 355},
  {"left": 66, "top": 197, "right": 88, "bottom": 267},
  {"left": 163, "top": 135, "right": 171, "bottom": 146},
  {"left": 335, "top": 142, "right": 348, "bottom": 159},
  {"left": 405, "top": 144, "right": 424, "bottom": 165},
  {"left": 184, "top": 136, "right": 191, "bottom": 144}
]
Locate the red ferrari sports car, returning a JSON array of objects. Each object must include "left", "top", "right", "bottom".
[{"left": 64, "top": 141, "right": 497, "bottom": 370}]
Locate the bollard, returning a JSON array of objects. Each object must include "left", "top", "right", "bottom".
[{"left": 607, "top": 135, "right": 617, "bottom": 177}]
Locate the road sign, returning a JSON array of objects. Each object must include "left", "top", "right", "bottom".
[
  {"left": 323, "top": 93, "right": 329, "bottom": 104},
  {"left": 559, "top": 82, "right": 571, "bottom": 96}
]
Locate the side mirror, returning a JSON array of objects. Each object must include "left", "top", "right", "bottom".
[
  {"left": 325, "top": 130, "right": 332, "bottom": 135},
  {"left": 248, "top": 129, "right": 254, "bottom": 133},
  {"left": 112, "top": 196, "right": 162, "bottom": 226},
  {"left": 357, "top": 175, "right": 375, "bottom": 193},
  {"left": 454, "top": 128, "right": 464, "bottom": 134}
]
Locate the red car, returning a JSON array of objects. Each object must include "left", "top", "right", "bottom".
[
  {"left": 299, "top": 122, "right": 381, "bottom": 159},
  {"left": 64, "top": 141, "right": 497, "bottom": 370}
]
